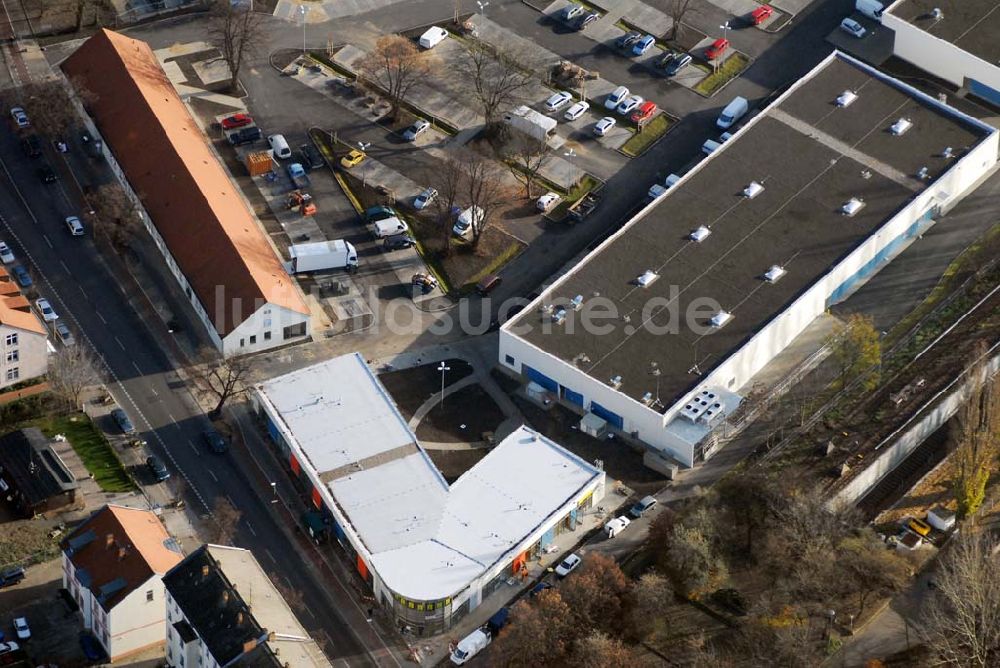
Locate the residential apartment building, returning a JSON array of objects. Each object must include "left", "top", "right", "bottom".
[
  {"left": 61, "top": 505, "right": 184, "bottom": 662},
  {"left": 0, "top": 269, "right": 48, "bottom": 389},
  {"left": 163, "top": 544, "right": 331, "bottom": 668}
]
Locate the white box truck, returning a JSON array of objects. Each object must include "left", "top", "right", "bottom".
[{"left": 288, "top": 240, "right": 357, "bottom": 273}]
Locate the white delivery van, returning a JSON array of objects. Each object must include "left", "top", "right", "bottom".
[
  {"left": 419, "top": 26, "right": 449, "bottom": 49},
  {"left": 267, "top": 134, "right": 292, "bottom": 159},
  {"left": 605, "top": 516, "right": 631, "bottom": 538},
  {"left": 452, "top": 206, "right": 483, "bottom": 239},
  {"left": 716, "top": 96, "right": 748, "bottom": 130},
  {"left": 855, "top": 0, "right": 884, "bottom": 20},
  {"left": 373, "top": 217, "right": 409, "bottom": 238},
  {"left": 450, "top": 629, "right": 491, "bottom": 665}
]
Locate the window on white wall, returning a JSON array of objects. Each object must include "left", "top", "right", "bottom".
[
  {"left": 146, "top": 590, "right": 154, "bottom": 602},
  {"left": 4, "top": 333, "right": 16, "bottom": 346},
  {"left": 6, "top": 367, "right": 18, "bottom": 381},
  {"left": 6, "top": 350, "right": 17, "bottom": 363}
]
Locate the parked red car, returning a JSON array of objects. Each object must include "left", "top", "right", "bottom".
[
  {"left": 750, "top": 5, "right": 773, "bottom": 25},
  {"left": 630, "top": 101, "right": 658, "bottom": 124},
  {"left": 705, "top": 38, "right": 730, "bottom": 60},
  {"left": 221, "top": 113, "right": 253, "bottom": 130}
]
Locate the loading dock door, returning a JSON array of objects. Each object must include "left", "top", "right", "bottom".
[
  {"left": 969, "top": 79, "right": 1000, "bottom": 107},
  {"left": 590, "top": 401, "right": 624, "bottom": 430},
  {"left": 524, "top": 365, "right": 558, "bottom": 391}
]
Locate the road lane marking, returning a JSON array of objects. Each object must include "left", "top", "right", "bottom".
[
  {"left": 189, "top": 441, "right": 199, "bottom": 455},
  {"left": 246, "top": 522, "right": 257, "bottom": 537},
  {"left": 208, "top": 470, "right": 218, "bottom": 482},
  {"left": 114, "top": 336, "right": 125, "bottom": 350},
  {"left": 96, "top": 311, "right": 107, "bottom": 324},
  {"left": 79, "top": 285, "right": 88, "bottom": 299},
  {"left": 264, "top": 548, "right": 277, "bottom": 564},
  {"left": 132, "top": 360, "right": 142, "bottom": 375},
  {"left": 226, "top": 493, "right": 237, "bottom": 507},
  {"left": 60, "top": 260, "right": 70, "bottom": 274},
  {"left": 42, "top": 234, "right": 52, "bottom": 248}
]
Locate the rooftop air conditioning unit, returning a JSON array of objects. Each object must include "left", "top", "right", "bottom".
[
  {"left": 636, "top": 270, "right": 659, "bottom": 287},
  {"left": 931, "top": 7, "right": 943, "bottom": 19},
  {"left": 743, "top": 181, "right": 764, "bottom": 199},
  {"left": 609, "top": 375, "right": 623, "bottom": 389},
  {"left": 642, "top": 391, "right": 655, "bottom": 406},
  {"left": 842, "top": 197, "right": 865, "bottom": 217},
  {"left": 917, "top": 166, "right": 930, "bottom": 180},
  {"left": 890, "top": 118, "right": 913, "bottom": 136},
  {"left": 942, "top": 146, "right": 954, "bottom": 159},
  {"left": 552, "top": 308, "right": 567, "bottom": 324},
  {"left": 690, "top": 226, "right": 711, "bottom": 242},
  {"left": 570, "top": 295, "right": 584, "bottom": 310},
  {"left": 710, "top": 311, "right": 732, "bottom": 328},
  {"left": 763, "top": 265, "right": 786, "bottom": 283},
  {"left": 836, "top": 90, "right": 858, "bottom": 108}
]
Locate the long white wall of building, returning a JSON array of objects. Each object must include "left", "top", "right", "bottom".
[{"left": 883, "top": 7, "right": 1000, "bottom": 97}]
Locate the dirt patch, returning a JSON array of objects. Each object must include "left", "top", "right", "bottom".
[
  {"left": 424, "top": 448, "right": 490, "bottom": 484},
  {"left": 378, "top": 359, "right": 474, "bottom": 418},
  {"left": 419, "top": 225, "right": 525, "bottom": 290},
  {"left": 415, "top": 384, "right": 506, "bottom": 443},
  {"left": 0, "top": 519, "right": 63, "bottom": 568},
  {"left": 513, "top": 397, "right": 668, "bottom": 496}
]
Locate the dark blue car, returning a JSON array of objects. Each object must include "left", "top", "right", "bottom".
[{"left": 11, "top": 265, "right": 31, "bottom": 288}]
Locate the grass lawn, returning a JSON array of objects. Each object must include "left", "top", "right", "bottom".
[
  {"left": 37, "top": 413, "right": 134, "bottom": 493},
  {"left": 694, "top": 53, "right": 751, "bottom": 96},
  {"left": 620, "top": 114, "right": 674, "bottom": 157}
]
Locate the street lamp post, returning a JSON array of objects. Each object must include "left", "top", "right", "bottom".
[
  {"left": 477, "top": 0, "right": 489, "bottom": 16},
  {"left": 299, "top": 6, "right": 307, "bottom": 55},
  {"left": 719, "top": 21, "right": 731, "bottom": 42},
  {"left": 438, "top": 362, "right": 451, "bottom": 407}
]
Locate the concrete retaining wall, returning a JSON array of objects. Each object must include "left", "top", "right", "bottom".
[{"left": 833, "top": 345, "right": 1000, "bottom": 507}]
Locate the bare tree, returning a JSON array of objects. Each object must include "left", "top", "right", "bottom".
[
  {"left": 666, "top": 0, "right": 697, "bottom": 42},
  {"left": 21, "top": 82, "right": 81, "bottom": 138},
  {"left": 624, "top": 572, "right": 672, "bottom": 643},
  {"left": 918, "top": 534, "right": 1000, "bottom": 668},
  {"left": 208, "top": 495, "right": 243, "bottom": 545},
  {"left": 192, "top": 349, "right": 253, "bottom": 419},
  {"left": 432, "top": 155, "right": 465, "bottom": 256},
  {"left": 463, "top": 152, "right": 511, "bottom": 249},
  {"left": 558, "top": 553, "right": 631, "bottom": 636},
  {"left": 568, "top": 631, "right": 646, "bottom": 667},
  {"left": 659, "top": 508, "right": 728, "bottom": 597},
  {"left": 837, "top": 532, "right": 910, "bottom": 619},
  {"left": 208, "top": 0, "right": 266, "bottom": 94},
  {"left": 829, "top": 313, "right": 881, "bottom": 391},
  {"left": 357, "top": 35, "right": 435, "bottom": 121},
  {"left": 85, "top": 183, "right": 140, "bottom": 249},
  {"left": 502, "top": 134, "right": 548, "bottom": 199},
  {"left": 48, "top": 345, "right": 102, "bottom": 409},
  {"left": 951, "top": 340, "right": 1000, "bottom": 518},
  {"left": 460, "top": 41, "right": 535, "bottom": 129}
]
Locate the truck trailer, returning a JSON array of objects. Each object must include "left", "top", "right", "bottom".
[{"left": 288, "top": 240, "right": 358, "bottom": 273}]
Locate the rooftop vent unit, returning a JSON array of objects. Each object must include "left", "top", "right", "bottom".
[
  {"left": 917, "top": 166, "right": 930, "bottom": 180},
  {"left": 572, "top": 353, "right": 591, "bottom": 367},
  {"left": 636, "top": 270, "right": 659, "bottom": 288},
  {"left": 710, "top": 311, "right": 732, "bottom": 328},
  {"left": 552, "top": 308, "right": 567, "bottom": 325},
  {"left": 609, "top": 375, "right": 623, "bottom": 390},
  {"left": 642, "top": 391, "right": 655, "bottom": 406},
  {"left": 836, "top": 90, "right": 858, "bottom": 108},
  {"left": 942, "top": 146, "right": 954, "bottom": 159},
  {"left": 743, "top": 181, "right": 765, "bottom": 199},
  {"left": 842, "top": 197, "right": 865, "bottom": 217},
  {"left": 680, "top": 389, "right": 720, "bottom": 423},
  {"left": 540, "top": 303, "right": 554, "bottom": 314},
  {"left": 570, "top": 294, "right": 584, "bottom": 310},
  {"left": 861, "top": 169, "right": 872, "bottom": 180},
  {"left": 763, "top": 265, "right": 786, "bottom": 283},
  {"left": 890, "top": 118, "right": 913, "bottom": 136},
  {"left": 700, "top": 401, "right": 724, "bottom": 424},
  {"left": 931, "top": 7, "right": 943, "bottom": 20},
  {"left": 690, "top": 226, "right": 711, "bottom": 242}
]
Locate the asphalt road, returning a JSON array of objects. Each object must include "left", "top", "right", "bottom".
[{"left": 0, "top": 127, "right": 390, "bottom": 665}]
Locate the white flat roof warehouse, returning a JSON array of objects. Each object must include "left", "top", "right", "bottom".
[{"left": 254, "top": 353, "right": 604, "bottom": 602}]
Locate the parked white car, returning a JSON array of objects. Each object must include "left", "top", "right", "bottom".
[
  {"left": 555, "top": 553, "right": 582, "bottom": 577},
  {"left": 616, "top": 94, "right": 644, "bottom": 115},
  {"left": 414, "top": 187, "right": 438, "bottom": 210},
  {"left": 593, "top": 116, "right": 617, "bottom": 137},
  {"left": 13, "top": 617, "right": 30, "bottom": 641},
  {"left": 604, "top": 85, "right": 629, "bottom": 109},
  {"left": 536, "top": 192, "right": 561, "bottom": 212},
  {"left": 35, "top": 298, "right": 58, "bottom": 322},
  {"left": 65, "top": 216, "right": 85, "bottom": 236},
  {"left": 0, "top": 241, "right": 13, "bottom": 264},
  {"left": 544, "top": 91, "right": 574, "bottom": 112},
  {"left": 840, "top": 18, "right": 866, "bottom": 38},
  {"left": 10, "top": 106, "right": 28, "bottom": 128},
  {"left": 564, "top": 100, "right": 590, "bottom": 121}
]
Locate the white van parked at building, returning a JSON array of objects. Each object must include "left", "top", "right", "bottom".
[{"left": 267, "top": 134, "right": 292, "bottom": 159}]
